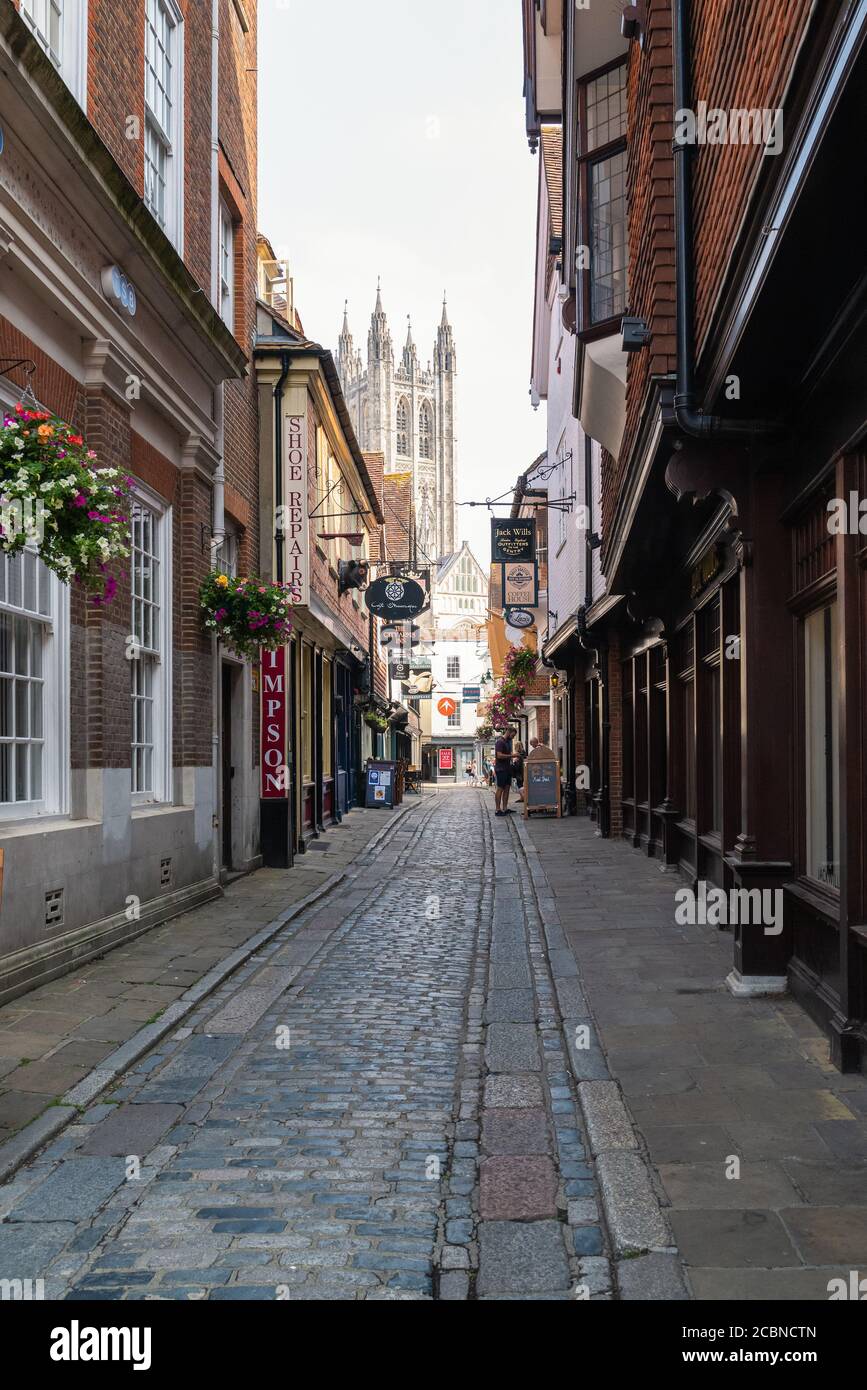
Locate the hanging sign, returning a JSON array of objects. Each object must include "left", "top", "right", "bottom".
[
  {"left": 438, "top": 747, "right": 454, "bottom": 772},
  {"left": 437, "top": 696, "right": 458, "bottom": 717},
  {"left": 284, "top": 412, "right": 310, "bottom": 606},
  {"left": 261, "top": 646, "right": 288, "bottom": 798},
  {"left": 503, "top": 561, "right": 538, "bottom": 608},
  {"left": 491, "top": 518, "right": 536, "bottom": 564},
  {"left": 390, "top": 659, "right": 411, "bottom": 681},
  {"left": 364, "top": 575, "right": 426, "bottom": 619},
  {"left": 505, "top": 607, "right": 535, "bottom": 629},
  {"left": 462, "top": 685, "right": 481, "bottom": 703}
]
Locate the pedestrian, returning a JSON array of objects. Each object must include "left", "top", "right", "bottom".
[
  {"left": 494, "top": 726, "right": 516, "bottom": 816},
  {"left": 530, "top": 736, "right": 540, "bottom": 751},
  {"left": 512, "top": 740, "right": 527, "bottom": 803},
  {"left": 465, "top": 758, "right": 475, "bottom": 786}
]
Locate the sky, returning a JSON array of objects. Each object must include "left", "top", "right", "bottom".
[{"left": 257, "top": 0, "right": 546, "bottom": 567}]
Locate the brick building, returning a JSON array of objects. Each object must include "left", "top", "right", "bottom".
[
  {"left": 0, "top": 0, "right": 259, "bottom": 999},
  {"left": 521, "top": 0, "right": 867, "bottom": 1067}
]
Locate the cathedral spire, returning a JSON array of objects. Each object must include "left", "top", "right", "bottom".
[
  {"left": 436, "top": 290, "right": 455, "bottom": 371},
  {"left": 337, "top": 299, "right": 355, "bottom": 387},
  {"left": 402, "top": 314, "right": 417, "bottom": 374},
  {"left": 368, "top": 278, "right": 392, "bottom": 363}
]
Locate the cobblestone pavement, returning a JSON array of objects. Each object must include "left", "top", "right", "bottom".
[
  {"left": 0, "top": 804, "right": 399, "bottom": 1148},
  {"left": 0, "top": 789, "right": 611, "bottom": 1301}
]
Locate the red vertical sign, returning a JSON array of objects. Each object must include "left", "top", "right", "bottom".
[
  {"left": 438, "top": 747, "right": 454, "bottom": 772},
  {"left": 261, "top": 646, "right": 288, "bottom": 798}
]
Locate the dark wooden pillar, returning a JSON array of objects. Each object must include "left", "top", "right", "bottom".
[
  {"left": 727, "top": 471, "right": 794, "bottom": 991},
  {"left": 831, "top": 452, "right": 865, "bottom": 1070}
]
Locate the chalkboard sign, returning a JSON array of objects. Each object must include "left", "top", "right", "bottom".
[
  {"left": 524, "top": 756, "right": 561, "bottom": 817},
  {"left": 365, "top": 760, "right": 396, "bottom": 808}
]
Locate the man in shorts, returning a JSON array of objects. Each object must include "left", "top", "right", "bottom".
[{"left": 494, "top": 726, "right": 516, "bottom": 816}]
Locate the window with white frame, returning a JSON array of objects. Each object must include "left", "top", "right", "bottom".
[
  {"left": 21, "top": 0, "right": 87, "bottom": 107},
  {"left": 447, "top": 708, "right": 461, "bottom": 728},
  {"left": 219, "top": 200, "right": 234, "bottom": 330},
  {"left": 0, "top": 547, "right": 66, "bottom": 818},
  {"left": 130, "top": 495, "right": 171, "bottom": 802},
  {"left": 144, "top": 0, "right": 183, "bottom": 246},
  {"left": 446, "top": 655, "right": 460, "bottom": 679},
  {"left": 220, "top": 524, "right": 239, "bottom": 579}
]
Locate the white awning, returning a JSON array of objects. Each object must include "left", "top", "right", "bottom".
[{"left": 578, "top": 334, "right": 628, "bottom": 459}]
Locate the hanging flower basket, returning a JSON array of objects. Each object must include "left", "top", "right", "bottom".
[
  {"left": 503, "top": 644, "right": 538, "bottom": 685},
  {"left": 0, "top": 403, "right": 133, "bottom": 602},
  {"left": 363, "top": 709, "right": 389, "bottom": 733},
  {"left": 200, "top": 571, "right": 294, "bottom": 661}
]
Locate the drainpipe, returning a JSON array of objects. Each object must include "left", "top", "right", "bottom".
[
  {"left": 273, "top": 351, "right": 290, "bottom": 582},
  {"left": 209, "top": 0, "right": 225, "bottom": 564},
  {"left": 209, "top": 0, "right": 222, "bottom": 883},
  {"left": 671, "top": 0, "right": 783, "bottom": 440}
]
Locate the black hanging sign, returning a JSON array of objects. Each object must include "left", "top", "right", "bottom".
[
  {"left": 364, "top": 576, "right": 426, "bottom": 619},
  {"left": 491, "top": 518, "right": 536, "bottom": 564}
]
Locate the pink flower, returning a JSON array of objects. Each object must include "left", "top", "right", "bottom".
[
  {"left": 73, "top": 493, "right": 88, "bottom": 508},
  {"left": 214, "top": 606, "right": 228, "bottom": 622}
]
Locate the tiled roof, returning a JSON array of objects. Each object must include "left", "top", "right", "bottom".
[{"left": 540, "top": 126, "right": 563, "bottom": 242}]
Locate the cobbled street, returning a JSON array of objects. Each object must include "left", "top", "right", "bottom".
[{"left": 0, "top": 791, "right": 610, "bottom": 1301}]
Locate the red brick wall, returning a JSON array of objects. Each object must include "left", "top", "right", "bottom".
[
  {"left": 605, "top": 0, "right": 676, "bottom": 563},
  {"left": 691, "top": 0, "right": 815, "bottom": 356},
  {"left": 0, "top": 315, "right": 84, "bottom": 426},
  {"left": 81, "top": 389, "right": 134, "bottom": 772},
  {"left": 86, "top": 0, "right": 144, "bottom": 191}
]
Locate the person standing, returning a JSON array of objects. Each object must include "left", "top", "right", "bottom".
[
  {"left": 465, "top": 759, "right": 475, "bottom": 786},
  {"left": 512, "top": 740, "right": 527, "bottom": 803},
  {"left": 494, "top": 726, "right": 516, "bottom": 816}
]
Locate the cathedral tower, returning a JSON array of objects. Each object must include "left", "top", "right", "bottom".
[{"left": 337, "top": 284, "right": 457, "bottom": 562}]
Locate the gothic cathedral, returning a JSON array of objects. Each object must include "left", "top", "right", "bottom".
[{"left": 337, "top": 283, "right": 458, "bottom": 564}]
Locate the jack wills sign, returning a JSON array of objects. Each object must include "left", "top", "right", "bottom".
[
  {"left": 491, "top": 518, "right": 535, "bottom": 564},
  {"left": 261, "top": 646, "right": 289, "bottom": 798},
  {"left": 284, "top": 413, "right": 310, "bottom": 606}
]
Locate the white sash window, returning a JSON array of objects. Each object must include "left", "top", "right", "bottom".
[{"left": 0, "top": 547, "right": 67, "bottom": 819}]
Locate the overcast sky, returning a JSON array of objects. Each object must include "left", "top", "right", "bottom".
[{"left": 258, "top": 0, "right": 545, "bottom": 567}]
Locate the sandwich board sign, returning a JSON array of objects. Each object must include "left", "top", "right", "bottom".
[
  {"left": 365, "top": 761, "right": 396, "bottom": 808},
  {"left": 524, "top": 743, "right": 561, "bottom": 818}
]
